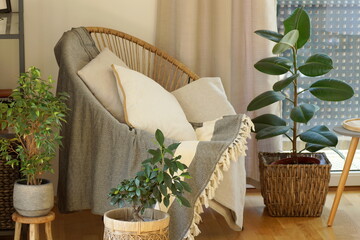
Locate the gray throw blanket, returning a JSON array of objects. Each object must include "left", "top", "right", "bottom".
[{"left": 54, "top": 27, "right": 252, "bottom": 239}]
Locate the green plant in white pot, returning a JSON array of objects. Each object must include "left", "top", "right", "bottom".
[
  {"left": 246, "top": 7, "right": 354, "bottom": 217},
  {"left": 0, "top": 66, "right": 69, "bottom": 217},
  {"left": 104, "top": 129, "right": 191, "bottom": 239}
]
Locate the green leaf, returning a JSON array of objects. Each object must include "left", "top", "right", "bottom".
[
  {"left": 309, "top": 79, "right": 354, "bottom": 101},
  {"left": 163, "top": 172, "right": 172, "bottom": 188},
  {"left": 251, "top": 114, "right": 287, "bottom": 133},
  {"left": 155, "top": 129, "right": 165, "bottom": 146},
  {"left": 299, "top": 125, "right": 338, "bottom": 147},
  {"left": 255, "top": 126, "right": 291, "bottom": 140},
  {"left": 272, "top": 30, "right": 299, "bottom": 54},
  {"left": 255, "top": 30, "right": 283, "bottom": 43},
  {"left": 298, "top": 54, "right": 333, "bottom": 77},
  {"left": 247, "top": 91, "right": 285, "bottom": 111},
  {"left": 181, "top": 181, "right": 191, "bottom": 192},
  {"left": 176, "top": 161, "right": 185, "bottom": 171},
  {"left": 284, "top": 7, "right": 311, "bottom": 49},
  {"left": 305, "top": 143, "right": 326, "bottom": 152},
  {"left": 164, "top": 195, "right": 170, "bottom": 207},
  {"left": 254, "top": 57, "right": 292, "bottom": 75},
  {"left": 329, "top": 147, "right": 345, "bottom": 159},
  {"left": 273, "top": 74, "right": 299, "bottom": 91},
  {"left": 177, "top": 195, "right": 191, "bottom": 208},
  {"left": 136, "top": 188, "right": 141, "bottom": 197},
  {"left": 180, "top": 172, "right": 191, "bottom": 179},
  {"left": 168, "top": 143, "right": 180, "bottom": 151},
  {"left": 160, "top": 184, "right": 167, "bottom": 196},
  {"left": 290, "top": 104, "right": 318, "bottom": 124},
  {"left": 157, "top": 171, "right": 164, "bottom": 183}
]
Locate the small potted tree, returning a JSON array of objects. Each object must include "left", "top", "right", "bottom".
[
  {"left": 247, "top": 7, "right": 354, "bottom": 216},
  {"left": 104, "top": 129, "right": 191, "bottom": 240},
  {"left": 0, "top": 67, "right": 69, "bottom": 217}
]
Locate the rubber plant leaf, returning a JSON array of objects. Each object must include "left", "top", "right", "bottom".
[
  {"left": 254, "top": 57, "right": 292, "bottom": 75},
  {"left": 290, "top": 104, "right": 318, "bottom": 124},
  {"left": 273, "top": 73, "right": 299, "bottom": 91},
  {"left": 299, "top": 125, "right": 338, "bottom": 147},
  {"left": 305, "top": 143, "right": 326, "bottom": 152},
  {"left": 309, "top": 79, "right": 354, "bottom": 101},
  {"left": 247, "top": 91, "right": 286, "bottom": 111},
  {"left": 256, "top": 126, "right": 291, "bottom": 140},
  {"left": 273, "top": 30, "right": 299, "bottom": 54},
  {"left": 252, "top": 114, "right": 287, "bottom": 133},
  {"left": 284, "top": 7, "right": 311, "bottom": 49},
  {"left": 255, "top": 30, "right": 283, "bottom": 43},
  {"left": 298, "top": 54, "right": 333, "bottom": 77}
]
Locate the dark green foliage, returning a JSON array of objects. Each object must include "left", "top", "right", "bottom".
[
  {"left": 247, "top": 7, "right": 354, "bottom": 155},
  {"left": 108, "top": 129, "right": 191, "bottom": 221},
  {"left": 0, "top": 67, "right": 69, "bottom": 185}
]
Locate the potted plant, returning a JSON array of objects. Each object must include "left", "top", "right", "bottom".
[
  {"left": 247, "top": 7, "right": 354, "bottom": 216},
  {"left": 0, "top": 66, "right": 69, "bottom": 217},
  {"left": 104, "top": 129, "right": 191, "bottom": 240}
]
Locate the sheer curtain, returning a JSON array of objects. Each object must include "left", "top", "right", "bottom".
[{"left": 156, "top": 0, "right": 281, "bottom": 184}]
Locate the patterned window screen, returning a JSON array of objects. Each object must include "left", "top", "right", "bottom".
[{"left": 277, "top": 0, "right": 360, "bottom": 147}]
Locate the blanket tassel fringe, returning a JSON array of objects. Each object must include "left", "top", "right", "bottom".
[{"left": 184, "top": 115, "right": 254, "bottom": 240}]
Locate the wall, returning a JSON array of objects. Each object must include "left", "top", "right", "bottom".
[{"left": 1, "top": 0, "right": 158, "bottom": 193}]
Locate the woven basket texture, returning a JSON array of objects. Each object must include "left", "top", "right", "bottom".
[
  {"left": 0, "top": 154, "right": 19, "bottom": 230},
  {"left": 103, "top": 227, "right": 169, "bottom": 240},
  {"left": 259, "top": 152, "right": 331, "bottom": 217}
]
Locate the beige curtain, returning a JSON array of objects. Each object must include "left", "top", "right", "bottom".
[{"left": 156, "top": 0, "right": 281, "bottom": 184}]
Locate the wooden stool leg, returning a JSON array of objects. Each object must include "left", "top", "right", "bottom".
[
  {"left": 29, "top": 224, "right": 39, "bottom": 240},
  {"left": 327, "top": 137, "right": 359, "bottom": 226},
  {"left": 45, "top": 222, "right": 53, "bottom": 240},
  {"left": 13, "top": 222, "right": 22, "bottom": 240}
]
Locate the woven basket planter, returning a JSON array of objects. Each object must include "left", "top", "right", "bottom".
[
  {"left": 259, "top": 152, "right": 331, "bottom": 217},
  {"left": 103, "top": 208, "right": 170, "bottom": 240}
]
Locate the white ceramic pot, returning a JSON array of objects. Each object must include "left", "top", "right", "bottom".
[{"left": 13, "top": 179, "right": 54, "bottom": 217}]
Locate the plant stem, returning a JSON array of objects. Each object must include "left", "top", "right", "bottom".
[{"left": 292, "top": 47, "right": 298, "bottom": 154}]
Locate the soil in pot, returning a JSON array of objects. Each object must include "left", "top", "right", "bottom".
[{"left": 271, "top": 156, "right": 320, "bottom": 165}]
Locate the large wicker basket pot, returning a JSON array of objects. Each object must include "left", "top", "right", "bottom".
[
  {"left": 13, "top": 179, "right": 54, "bottom": 217},
  {"left": 259, "top": 152, "right": 331, "bottom": 217},
  {"left": 103, "top": 208, "right": 170, "bottom": 240}
]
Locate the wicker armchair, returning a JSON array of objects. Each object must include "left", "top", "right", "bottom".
[{"left": 56, "top": 27, "right": 242, "bottom": 232}]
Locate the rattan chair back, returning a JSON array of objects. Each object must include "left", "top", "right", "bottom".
[{"left": 86, "top": 27, "right": 199, "bottom": 92}]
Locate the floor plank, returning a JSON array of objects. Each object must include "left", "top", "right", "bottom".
[{"left": 5, "top": 189, "right": 360, "bottom": 240}]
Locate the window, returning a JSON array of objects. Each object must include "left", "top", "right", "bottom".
[{"left": 277, "top": 0, "right": 360, "bottom": 173}]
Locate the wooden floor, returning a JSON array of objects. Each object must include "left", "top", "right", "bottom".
[{"left": 7, "top": 189, "right": 360, "bottom": 240}]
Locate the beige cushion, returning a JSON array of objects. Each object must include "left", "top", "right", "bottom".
[
  {"left": 112, "top": 64, "right": 197, "bottom": 141},
  {"left": 172, "top": 77, "right": 236, "bottom": 123},
  {"left": 77, "top": 48, "right": 128, "bottom": 122}
]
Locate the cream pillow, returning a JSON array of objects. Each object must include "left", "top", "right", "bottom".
[
  {"left": 112, "top": 64, "right": 197, "bottom": 141},
  {"left": 171, "top": 77, "right": 236, "bottom": 123},
  {"left": 77, "top": 48, "right": 128, "bottom": 122}
]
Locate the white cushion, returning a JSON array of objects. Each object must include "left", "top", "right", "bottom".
[
  {"left": 172, "top": 77, "right": 236, "bottom": 123},
  {"left": 112, "top": 64, "right": 197, "bottom": 141},
  {"left": 77, "top": 48, "right": 128, "bottom": 123}
]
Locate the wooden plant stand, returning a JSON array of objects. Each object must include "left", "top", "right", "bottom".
[{"left": 12, "top": 212, "right": 55, "bottom": 240}]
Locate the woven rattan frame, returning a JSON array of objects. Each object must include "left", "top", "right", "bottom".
[
  {"left": 259, "top": 152, "right": 331, "bottom": 217},
  {"left": 86, "top": 27, "right": 199, "bottom": 92}
]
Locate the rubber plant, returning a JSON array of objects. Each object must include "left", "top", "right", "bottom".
[
  {"left": 109, "top": 129, "right": 191, "bottom": 221},
  {"left": 247, "top": 7, "right": 354, "bottom": 158},
  {"left": 0, "top": 67, "right": 69, "bottom": 185}
]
